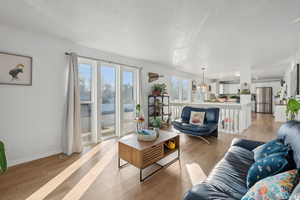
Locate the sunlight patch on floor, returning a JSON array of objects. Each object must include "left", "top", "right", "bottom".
[
  {"left": 25, "top": 144, "right": 103, "bottom": 200},
  {"left": 185, "top": 163, "right": 207, "bottom": 186},
  {"left": 62, "top": 148, "right": 114, "bottom": 200}
]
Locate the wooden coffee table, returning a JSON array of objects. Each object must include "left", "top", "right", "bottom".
[{"left": 118, "top": 131, "right": 180, "bottom": 182}]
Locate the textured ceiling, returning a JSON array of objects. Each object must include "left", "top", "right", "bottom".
[{"left": 1, "top": 0, "right": 300, "bottom": 80}]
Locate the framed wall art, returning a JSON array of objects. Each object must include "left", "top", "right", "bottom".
[{"left": 0, "top": 52, "right": 32, "bottom": 86}]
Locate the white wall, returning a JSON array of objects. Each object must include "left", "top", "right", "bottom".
[
  {"left": 284, "top": 64, "right": 297, "bottom": 97},
  {"left": 0, "top": 24, "right": 200, "bottom": 166}
]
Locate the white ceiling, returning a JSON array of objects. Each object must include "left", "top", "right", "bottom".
[{"left": 1, "top": 0, "right": 300, "bottom": 80}]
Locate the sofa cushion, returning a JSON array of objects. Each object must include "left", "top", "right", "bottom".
[
  {"left": 180, "top": 106, "right": 220, "bottom": 124},
  {"left": 246, "top": 154, "right": 289, "bottom": 188},
  {"left": 253, "top": 139, "right": 289, "bottom": 161},
  {"left": 189, "top": 111, "right": 205, "bottom": 125},
  {"left": 183, "top": 145, "right": 255, "bottom": 200},
  {"left": 277, "top": 120, "right": 300, "bottom": 168},
  {"left": 242, "top": 170, "right": 299, "bottom": 200}
]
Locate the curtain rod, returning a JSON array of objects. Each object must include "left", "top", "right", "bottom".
[{"left": 65, "top": 52, "right": 141, "bottom": 69}]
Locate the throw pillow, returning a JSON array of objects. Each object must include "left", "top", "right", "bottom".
[
  {"left": 247, "top": 154, "right": 289, "bottom": 188},
  {"left": 189, "top": 111, "right": 205, "bottom": 125},
  {"left": 253, "top": 139, "right": 289, "bottom": 161},
  {"left": 242, "top": 169, "right": 299, "bottom": 200},
  {"left": 289, "top": 182, "right": 300, "bottom": 200}
]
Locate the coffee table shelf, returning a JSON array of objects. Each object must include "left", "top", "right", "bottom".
[{"left": 118, "top": 131, "right": 180, "bottom": 182}]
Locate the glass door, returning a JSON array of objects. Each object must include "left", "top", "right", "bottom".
[
  {"left": 120, "top": 68, "right": 138, "bottom": 136},
  {"left": 98, "top": 64, "right": 117, "bottom": 140}
]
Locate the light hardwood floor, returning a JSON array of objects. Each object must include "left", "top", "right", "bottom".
[{"left": 0, "top": 113, "right": 281, "bottom": 200}]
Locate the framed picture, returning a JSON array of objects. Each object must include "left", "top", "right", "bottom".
[{"left": 0, "top": 52, "right": 32, "bottom": 85}]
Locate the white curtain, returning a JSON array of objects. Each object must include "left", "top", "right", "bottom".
[{"left": 64, "top": 52, "right": 82, "bottom": 155}]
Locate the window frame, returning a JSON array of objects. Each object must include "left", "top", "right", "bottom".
[{"left": 170, "top": 76, "right": 191, "bottom": 103}]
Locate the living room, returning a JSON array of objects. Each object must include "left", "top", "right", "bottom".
[{"left": 1, "top": 1, "right": 300, "bottom": 200}]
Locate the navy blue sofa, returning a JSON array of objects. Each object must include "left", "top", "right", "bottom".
[
  {"left": 172, "top": 106, "right": 220, "bottom": 138},
  {"left": 183, "top": 120, "right": 300, "bottom": 200}
]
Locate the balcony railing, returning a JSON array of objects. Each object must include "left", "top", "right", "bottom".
[{"left": 170, "top": 102, "right": 252, "bottom": 134}]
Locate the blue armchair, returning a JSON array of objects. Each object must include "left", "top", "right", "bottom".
[{"left": 172, "top": 106, "right": 220, "bottom": 143}]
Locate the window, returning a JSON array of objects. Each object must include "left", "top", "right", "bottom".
[
  {"left": 170, "top": 76, "right": 191, "bottom": 102},
  {"left": 78, "top": 58, "right": 140, "bottom": 144},
  {"left": 79, "top": 63, "right": 93, "bottom": 134},
  {"left": 170, "top": 77, "right": 180, "bottom": 102},
  {"left": 182, "top": 79, "right": 189, "bottom": 101}
]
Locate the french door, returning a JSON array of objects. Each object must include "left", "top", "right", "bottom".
[
  {"left": 78, "top": 58, "right": 139, "bottom": 144},
  {"left": 120, "top": 68, "right": 138, "bottom": 136}
]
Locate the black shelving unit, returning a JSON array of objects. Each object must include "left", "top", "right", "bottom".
[{"left": 148, "top": 95, "right": 170, "bottom": 128}]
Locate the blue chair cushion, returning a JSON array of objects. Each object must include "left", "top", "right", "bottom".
[
  {"left": 253, "top": 139, "right": 289, "bottom": 161},
  {"left": 172, "top": 121, "right": 218, "bottom": 135},
  {"left": 246, "top": 154, "right": 289, "bottom": 188}
]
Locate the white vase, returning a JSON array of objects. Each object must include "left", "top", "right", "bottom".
[{"left": 154, "top": 128, "right": 160, "bottom": 138}]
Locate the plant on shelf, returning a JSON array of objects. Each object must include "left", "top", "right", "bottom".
[
  {"left": 286, "top": 98, "right": 300, "bottom": 120},
  {"left": 0, "top": 140, "right": 7, "bottom": 174},
  {"left": 151, "top": 83, "right": 167, "bottom": 96}
]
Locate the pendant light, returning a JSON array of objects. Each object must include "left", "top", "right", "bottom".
[{"left": 199, "top": 67, "right": 208, "bottom": 92}]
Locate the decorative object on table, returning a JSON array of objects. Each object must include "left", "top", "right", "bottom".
[
  {"left": 150, "top": 118, "right": 162, "bottom": 138},
  {"left": 198, "top": 67, "right": 208, "bottom": 92},
  {"left": 252, "top": 139, "right": 289, "bottom": 161},
  {"left": 246, "top": 153, "right": 289, "bottom": 188},
  {"left": 242, "top": 170, "right": 299, "bottom": 200},
  {"left": 0, "top": 141, "right": 7, "bottom": 174},
  {"left": 228, "top": 95, "right": 240, "bottom": 103},
  {"left": 137, "top": 129, "right": 157, "bottom": 141},
  {"left": 151, "top": 83, "right": 167, "bottom": 96},
  {"left": 148, "top": 72, "right": 164, "bottom": 83},
  {"left": 0, "top": 52, "right": 32, "bottom": 85},
  {"left": 286, "top": 98, "right": 300, "bottom": 120},
  {"left": 135, "top": 104, "right": 145, "bottom": 131},
  {"left": 189, "top": 111, "right": 205, "bottom": 126},
  {"left": 164, "top": 140, "right": 176, "bottom": 150},
  {"left": 148, "top": 95, "right": 170, "bottom": 130}
]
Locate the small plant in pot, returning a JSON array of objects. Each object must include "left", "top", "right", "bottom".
[
  {"left": 151, "top": 83, "right": 167, "bottom": 96},
  {"left": 150, "top": 118, "right": 162, "bottom": 137},
  {"left": 0, "top": 140, "right": 7, "bottom": 174},
  {"left": 286, "top": 98, "right": 300, "bottom": 120}
]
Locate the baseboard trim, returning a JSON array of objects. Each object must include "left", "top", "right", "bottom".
[{"left": 8, "top": 149, "right": 62, "bottom": 167}]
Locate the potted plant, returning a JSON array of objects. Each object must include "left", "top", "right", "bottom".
[
  {"left": 286, "top": 98, "right": 300, "bottom": 120},
  {"left": 150, "top": 118, "right": 162, "bottom": 137},
  {"left": 0, "top": 140, "right": 7, "bottom": 174},
  {"left": 151, "top": 83, "right": 167, "bottom": 96}
]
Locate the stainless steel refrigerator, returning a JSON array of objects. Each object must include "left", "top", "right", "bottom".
[{"left": 255, "top": 87, "right": 272, "bottom": 113}]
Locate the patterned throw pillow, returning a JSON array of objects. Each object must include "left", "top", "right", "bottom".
[
  {"left": 242, "top": 170, "right": 299, "bottom": 200},
  {"left": 247, "top": 154, "right": 289, "bottom": 188},
  {"left": 253, "top": 139, "right": 289, "bottom": 161},
  {"left": 189, "top": 111, "right": 205, "bottom": 125}
]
